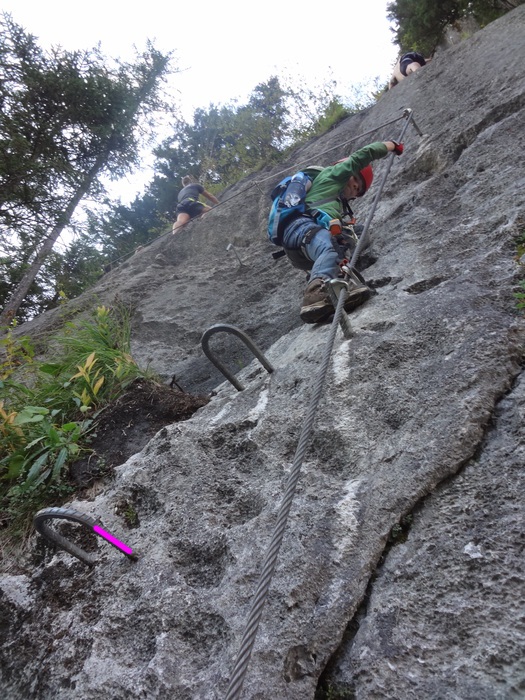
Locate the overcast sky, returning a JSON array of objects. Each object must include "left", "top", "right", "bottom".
[{"left": 1, "top": 0, "right": 399, "bottom": 201}]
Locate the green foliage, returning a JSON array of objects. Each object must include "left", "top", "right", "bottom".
[
  {"left": 152, "top": 76, "right": 290, "bottom": 205},
  {"left": 387, "top": 0, "right": 461, "bottom": 53},
  {"left": 0, "top": 323, "right": 34, "bottom": 380},
  {"left": 466, "top": 0, "right": 523, "bottom": 26},
  {"left": 315, "top": 682, "right": 355, "bottom": 699},
  {"left": 102, "top": 73, "right": 371, "bottom": 240},
  {"left": 279, "top": 74, "right": 366, "bottom": 144},
  {"left": 115, "top": 498, "right": 140, "bottom": 528},
  {"left": 320, "top": 101, "right": 355, "bottom": 129},
  {"left": 35, "top": 304, "right": 147, "bottom": 412},
  {"left": 0, "top": 13, "right": 174, "bottom": 323},
  {"left": 387, "top": 0, "right": 522, "bottom": 54},
  {"left": 0, "top": 304, "right": 151, "bottom": 527},
  {"left": 388, "top": 513, "right": 414, "bottom": 544},
  {"left": 513, "top": 281, "right": 525, "bottom": 311},
  {"left": 1, "top": 408, "right": 91, "bottom": 493},
  {"left": 45, "top": 239, "right": 108, "bottom": 304}
]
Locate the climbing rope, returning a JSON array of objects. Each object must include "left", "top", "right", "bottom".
[
  {"left": 105, "top": 111, "right": 413, "bottom": 269},
  {"left": 224, "top": 288, "right": 349, "bottom": 700}
]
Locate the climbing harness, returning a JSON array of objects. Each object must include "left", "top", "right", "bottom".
[
  {"left": 33, "top": 506, "right": 138, "bottom": 566},
  {"left": 201, "top": 324, "right": 274, "bottom": 392}
]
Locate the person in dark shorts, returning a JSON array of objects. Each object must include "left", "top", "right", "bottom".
[
  {"left": 389, "top": 51, "right": 430, "bottom": 89},
  {"left": 172, "top": 175, "right": 219, "bottom": 233}
]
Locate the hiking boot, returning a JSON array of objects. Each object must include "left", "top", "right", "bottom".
[
  {"left": 300, "top": 278, "right": 333, "bottom": 323},
  {"left": 342, "top": 276, "right": 372, "bottom": 313}
]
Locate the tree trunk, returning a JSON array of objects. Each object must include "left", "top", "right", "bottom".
[{"left": 0, "top": 152, "right": 107, "bottom": 327}]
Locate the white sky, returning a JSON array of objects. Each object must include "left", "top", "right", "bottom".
[{"left": 1, "top": 0, "right": 399, "bottom": 201}]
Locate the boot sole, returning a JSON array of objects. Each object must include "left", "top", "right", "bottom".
[
  {"left": 300, "top": 303, "right": 334, "bottom": 324},
  {"left": 300, "top": 285, "right": 372, "bottom": 324},
  {"left": 343, "top": 287, "right": 372, "bottom": 313}
]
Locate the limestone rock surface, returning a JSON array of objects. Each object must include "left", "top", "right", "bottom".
[{"left": 1, "top": 7, "right": 525, "bottom": 699}]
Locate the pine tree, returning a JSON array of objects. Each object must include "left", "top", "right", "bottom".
[{"left": 0, "top": 14, "right": 172, "bottom": 324}]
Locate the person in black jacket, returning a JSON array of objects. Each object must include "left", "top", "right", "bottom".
[
  {"left": 389, "top": 51, "right": 430, "bottom": 89},
  {"left": 172, "top": 176, "right": 219, "bottom": 233}
]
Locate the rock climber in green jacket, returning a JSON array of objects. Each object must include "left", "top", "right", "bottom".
[{"left": 281, "top": 140, "right": 403, "bottom": 323}]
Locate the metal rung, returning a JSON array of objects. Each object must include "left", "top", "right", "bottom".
[
  {"left": 33, "top": 507, "right": 138, "bottom": 566},
  {"left": 201, "top": 324, "right": 274, "bottom": 391}
]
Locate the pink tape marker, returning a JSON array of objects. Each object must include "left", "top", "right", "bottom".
[{"left": 93, "top": 524, "right": 134, "bottom": 556}]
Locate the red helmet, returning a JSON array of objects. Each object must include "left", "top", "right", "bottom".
[
  {"left": 332, "top": 158, "right": 374, "bottom": 197},
  {"left": 358, "top": 165, "right": 373, "bottom": 196}
]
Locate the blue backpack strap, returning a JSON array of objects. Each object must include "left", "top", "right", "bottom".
[
  {"left": 270, "top": 199, "right": 282, "bottom": 244},
  {"left": 268, "top": 176, "right": 292, "bottom": 244}
]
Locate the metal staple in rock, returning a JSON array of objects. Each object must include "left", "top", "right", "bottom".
[
  {"left": 201, "top": 324, "right": 274, "bottom": 392},
  {"left": 33, "top": 506, "right": 138, "bottom": 565},
  {"left": 224, "top": 288, "right": 349, "bottom": 700},
  {"left": 33, "top": 506, "right": 99, "bottom": 565}
]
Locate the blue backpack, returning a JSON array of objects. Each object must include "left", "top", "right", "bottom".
[{"left": 267, "top": 166, "right": 331, "bottom": 245}]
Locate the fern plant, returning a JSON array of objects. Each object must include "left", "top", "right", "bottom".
[{"left": 0, "top": 304, "right": 153, "bottom": 528}]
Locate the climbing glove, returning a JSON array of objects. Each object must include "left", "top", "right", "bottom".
[{"left": 391, "top": 140, "right": 404, "bottom": 156}]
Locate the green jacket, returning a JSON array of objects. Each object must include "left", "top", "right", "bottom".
[{"left": 305, "top": 142, "right": 389, "bottom": 220}]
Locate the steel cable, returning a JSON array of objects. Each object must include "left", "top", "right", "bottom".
[
  {"left": 224, "top": 113, "right": 417, "bottom": 698},
  {"left": 350, "top": 110, "right": 414, "bottom": 268},
  {"left": 107, "top": 113, "right": 410, "bottom": 268},
  {"left": 224, "top": 289, "right": 348, "bottom": 700}
]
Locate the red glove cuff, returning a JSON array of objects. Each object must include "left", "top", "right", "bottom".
[{"left": 391, "top": 140, "right": 404, "bottom": 155}]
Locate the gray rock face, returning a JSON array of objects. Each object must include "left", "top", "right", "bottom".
[
  {"left": 1, "top": 7, "right": 525, "bottom": 699},
  {"left": 322, "top": 372, "right": 525, "bottom": 699}
]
